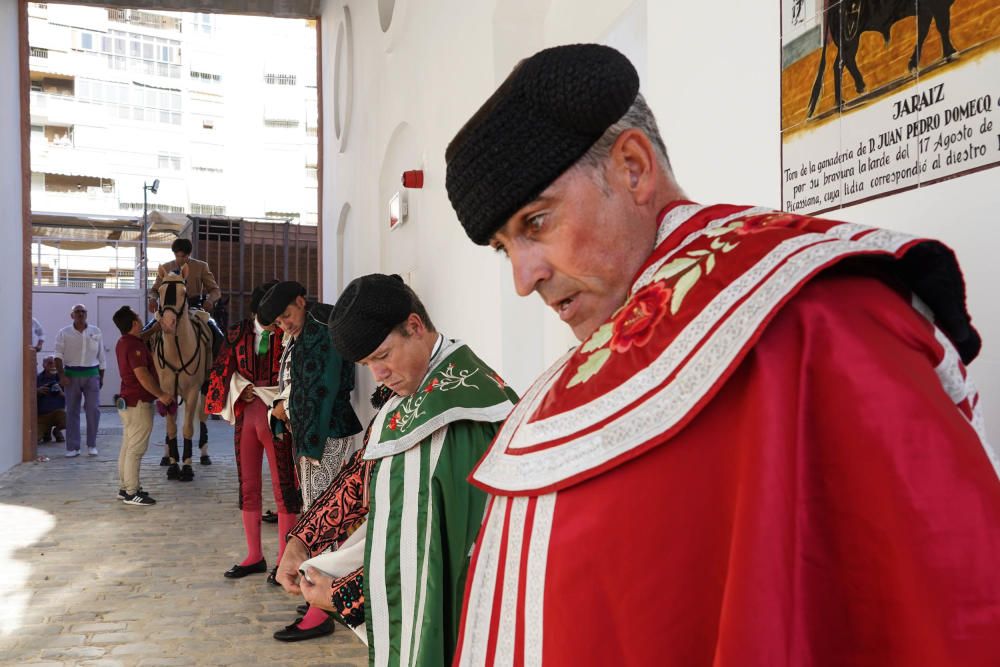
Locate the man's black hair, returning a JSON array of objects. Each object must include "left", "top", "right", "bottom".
[
  {"left": 113, "top": 306, "right": 138, "bottom": 334},
  {"left": 171, "top": 238, "right": 193, "bottom": 255}
]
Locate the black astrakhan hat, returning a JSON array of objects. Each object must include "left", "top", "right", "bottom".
[
  {"left": 445, "top": 43, "right": 640, "bottom": 245},
  {"left": 250, "top": 279, "right": 280, "bottom": 315},
  {"left": 328, "top": 274, "right": 413, "bottom": 362},
  {"left": 256, "top": 281, "right": 306, "bottom": 326}
]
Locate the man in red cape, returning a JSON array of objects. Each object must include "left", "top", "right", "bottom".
[{"left": 444, "top": 44, "right": 1000, "bottom": 665}]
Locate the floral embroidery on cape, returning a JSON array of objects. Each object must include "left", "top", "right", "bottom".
[{"left": 567, "top": 213, "right": 805, "bottom": 388}]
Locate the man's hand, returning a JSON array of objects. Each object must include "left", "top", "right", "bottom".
[
  {"left": 203, "top": 299, "right": 215, "bottom": 313},
  {"left": 272, "top": 400, "right": 287, "bottom": 422},
  {"left": 58, "top": 375, "right": 70, "bottom": 389},
  {"left": 239, "top": 385, "right": 256, "bottom": 403},
  {"left": 159, "top": 393, "right": 174, "bottom": 405},
  {"left": 148, "top": 299, "right": 158, "bottom": 314},
  {"left": 34, "top": 342, "right": 43, "bottom": 352},
  {"left": 38, "top": 386, "right": 49, "bottom": 395},
  {"left": 299, "top": 566, "right": 335, "bottom": 613},
  {"left": 276, "top": 537, "right": 309, "bottom": 595}
]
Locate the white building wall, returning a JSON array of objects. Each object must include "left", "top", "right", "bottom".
[
  {"left": 320, "top": 0, "right": 1000, "bottom": 442},
  {"left": 1, "top": 0, "right": 25, "bottom": 474}
]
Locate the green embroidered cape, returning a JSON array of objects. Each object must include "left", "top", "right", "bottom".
[
  {"left": 363, "top": 339, "right": 517, "bottom": 666},
  {"left": 289, "top": 303, "right": 363, "bottom": 460}
]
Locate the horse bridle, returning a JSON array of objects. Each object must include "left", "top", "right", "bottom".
[
  {"left": 157, "top": 280, "right": 187, "bottom": 320},
  {"left": 154, "top": 277, "right": 209, "bottom": 399}
]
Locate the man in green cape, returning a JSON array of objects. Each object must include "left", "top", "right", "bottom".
[
  {"left": 257, "top": 280, "right": 363, "bottom": 641},
  {"left": 316, "top": 274, "right": 517, "bottom": 666}
]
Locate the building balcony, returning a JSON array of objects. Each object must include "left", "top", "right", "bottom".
[
  {"left": 30, "top": 91, "right": 77, "bottom": 124},
  {"left": 31, "top": 189, "right": 121, "bottom": 216},
  {"left": 30, "top": 141, "right": 117, "bottom": 180}
]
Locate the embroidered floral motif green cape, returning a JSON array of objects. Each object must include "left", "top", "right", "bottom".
[
  {"left": 364, "top": 339, "right": 517, "bottom": 461},
  {"left": 289, "top": 303, "right": 363, "bottom": 460},
  {"left": 362, "top": 338, "right": 517, "bottom": 666}
]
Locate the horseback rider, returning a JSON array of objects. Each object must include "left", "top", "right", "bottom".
[{"left": 145, "top": 238, "right": 224, "bottom": 351}]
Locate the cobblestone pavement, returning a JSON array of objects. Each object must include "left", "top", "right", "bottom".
[{"left": 0, "top": 409, "right": 368, "bottom": 666}]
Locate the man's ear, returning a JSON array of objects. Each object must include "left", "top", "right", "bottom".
[
  {"left": 294, "top": 295, "right": 307, "bottom": 309},
  {"left": 408, "top": 312, "right": 427, "bottom": 337},
  {"left": 612, "top": 128, "right": 658, "bottom": 206}
]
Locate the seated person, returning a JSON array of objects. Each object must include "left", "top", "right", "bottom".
[{"left": 37, "top": 356, "right": 66, "bottom": 443}]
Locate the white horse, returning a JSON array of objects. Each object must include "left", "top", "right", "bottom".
[{"left": 151, "top": 266, "right": 213, "bottom": 481}]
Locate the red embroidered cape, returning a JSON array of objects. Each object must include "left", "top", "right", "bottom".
[
  {"left": 205, "top": 319, "right": 300, "bottom": 513},
  {"left": 205, "top": 319, "right": 283, "bottom": 415},
  {"left": 454, "top": 203, "right": 1000, "bottom": 666}
]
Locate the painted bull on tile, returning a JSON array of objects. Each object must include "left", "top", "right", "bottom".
[{"left": 807, "top": 0, "right": 957, "bottom": 117}]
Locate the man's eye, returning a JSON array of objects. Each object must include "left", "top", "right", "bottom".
[{"left": 526, "top": 213, "right": 546, "bottom": 232}]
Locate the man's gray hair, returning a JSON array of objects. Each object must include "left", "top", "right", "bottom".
[{"left": 573, "top": 92, "right": 672, "bottom": 186}]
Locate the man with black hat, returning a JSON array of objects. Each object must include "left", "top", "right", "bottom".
[
  {"left": 319, "top": 273, "right": 517, "bottom": 666},
  {"left": 256, "top": 280, "right": 362, "bottom": 642},
  {"left": 205, "top": 281, "right": 301, "bottom": 583},
  {"left": 445, "top": 44, "right": 1000, "bottom": 665}
]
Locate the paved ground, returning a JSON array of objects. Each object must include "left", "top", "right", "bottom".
[{"left": 0, "top": 409, "right": 368, "bottom": 666}]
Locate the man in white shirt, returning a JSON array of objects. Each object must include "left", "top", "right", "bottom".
[{"left": 54, "top": 304, "right": 105, "bottom": 457}]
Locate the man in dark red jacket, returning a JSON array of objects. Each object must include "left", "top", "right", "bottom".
[{"left": 446, "top": 44, "right": 1000, "bottom": 666}]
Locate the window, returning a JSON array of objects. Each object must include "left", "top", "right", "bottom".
[
  {"left": 264, "top": 73, "right": 297, "bottom": 86},
  {"left": 264, "top": 119, "right": 299, "bottom": 128},
  {"left": 191, "top": 203, "right": 226, "bottom": 216},
  {"left": 30, "top": 46, "right": 48, "bottom": 59},
  {"left": 202, "top": 119, "right": 215, "bottom": 130},
  {"left": 190, "top": 70, "right": 221, "bottom": 83},
  {"left": 265, "top": 211, "right": 301, "bottom": 220},
  {"left": 158, "top": 153, "right": 181, "bottom": 170},
  {"left": 77, "top": 78, "right": 181, "bottom": 126},
  {"left": 80, "top": 33, "right": 93, "bottom": 50},
  {"left": 120, "top": 202, "right": 185, "bottom": 214},
  {"left": 108, "top": 8, "right": 182, "bottom": 32},
  {"left": 193, "top": 13, "right": 214, "bottom": 34}
]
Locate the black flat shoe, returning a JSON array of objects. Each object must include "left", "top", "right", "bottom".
[
  {"left": 266, "top": 567, "right": 281, "bottom": 586},
  {"left": 166, "top": 463, "right": 180, "bottom": 480},
  {"left": 179, "top": 464, "right": 194, "bottom": 481},
  {"left": 223, "top": 559, "right": 267, "bottom": 579},
  {"left": 200, "top": 455, "right": 212, "bottom": 465},
  {"left": 273, "top": 617, "right": 334, "bottom": 642},
  {"left": 160, "top": 456, "right": 170, "bottom": 466},
  {"left": 262, "top": 510, "right": 278, "bottom": 524}
]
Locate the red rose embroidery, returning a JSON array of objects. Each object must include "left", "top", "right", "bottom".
[
  {"left": 734, "top": 213, "right": 810, "bottom": 236},
  {"left": 610, "top": 282, "right": 672, "bottom": 353},
  {"left": 424, "top": 378, "right": 440, "bottom": 393},
  {"left": 388, "top": 412, "right": 401, "bottom": 431}
]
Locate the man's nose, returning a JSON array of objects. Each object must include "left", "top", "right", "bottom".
[{"left": 510, "top": 245, "right": 551, "bottom": 298}]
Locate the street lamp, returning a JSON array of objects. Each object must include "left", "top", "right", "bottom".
[{"left": 140, "top": 179, "right": 159, "bottom": 297}]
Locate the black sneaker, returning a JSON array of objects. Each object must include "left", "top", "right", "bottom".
[
  {"left": 123, "top": 492, "right": 156, "bottom": 506},
  {"left": 117, "top": 488, "right": 150, "bottom": 500}
]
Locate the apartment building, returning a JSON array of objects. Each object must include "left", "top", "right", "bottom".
[{"left": 28, "top": 2, "right": 318, "bottom": 223}]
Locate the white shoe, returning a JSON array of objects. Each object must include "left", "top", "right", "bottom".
[
  {"left": 88, "top": 447, "right": 99, "bottom": 456},
  {"left": 65, "top": 450, "right": 80, "bottom": 458}
]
